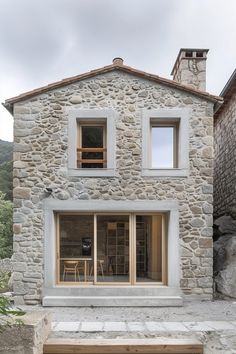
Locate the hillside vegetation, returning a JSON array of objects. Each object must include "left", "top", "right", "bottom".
[
  {"left": 0, "top": 140, "right": 13, "bottom": 165},
  {"left": 0, "top": 140, "right": 13, "bottom": 258}
]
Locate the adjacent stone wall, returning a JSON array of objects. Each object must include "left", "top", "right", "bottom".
[
  {"left": 0, "top": 311, "right": 51, "bottom": 354},
  {"left": 12, "top": 70, "right": 214, "bottom": 304},
  {"left": 214, "top": 90, "right": 236, "bottom": 219}
]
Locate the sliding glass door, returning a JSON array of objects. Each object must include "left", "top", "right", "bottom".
[
  {"left": 96, "top": 215, "right": 130, "bottom": 283},
  {"left": 135, "top": 215, "right": 162, "bottom": 283},
  {"left": 58, "top": 214, "right": 94, "bottom": 283},
  {"left": 57, "top": 213, "right": 165, "bottom": 285}
]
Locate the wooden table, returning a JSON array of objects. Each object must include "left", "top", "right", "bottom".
[{"left": 61, "top": 258, "right": 92, "bottom": 282}]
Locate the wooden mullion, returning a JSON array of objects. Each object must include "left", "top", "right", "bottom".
[
  {"left": 77, "top": 159, "right": 107, "bottom": 164},
  {"left": 94, "top": 214, "right": 97, "bottom": 284},
  {"left": 56, "top": 213, "right": 60, "bottom": 284},
  {"left": 77, "top": 148, "right": 107, "bottom": 152}
]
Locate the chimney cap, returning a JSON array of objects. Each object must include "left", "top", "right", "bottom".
[
  {"left": 171, "top": 48, "right": 209, "bottom": 76},
  {"left": 112, "top": 57, "right": 124, "bottom": 66}
]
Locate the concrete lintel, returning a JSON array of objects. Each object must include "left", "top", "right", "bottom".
[{"left": 44, "top": 199, "right": 179, "bottom": 212}]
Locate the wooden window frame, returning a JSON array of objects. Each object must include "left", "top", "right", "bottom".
[
  {"left": 56, "top": 212, "right": 167, "bottom": 286},
  {"left": 142, "top": 109, "right": 189, "bottom": 177},
  {"left": 150, "top": 121, "right": 179, "bottom": 169},
  {"left": 77, "top": 121, "right": 107, "bottom": 168}
]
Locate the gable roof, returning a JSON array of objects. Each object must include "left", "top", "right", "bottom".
[
  {"left": 214, "top": 69, "right": 236, "bottom": 119},
  {"left": 3, "top": 58, "right": 223, "bottom": 114}
]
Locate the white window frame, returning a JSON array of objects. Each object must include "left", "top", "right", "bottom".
[
  {"left": 43, "top": 199, "right": 180, "bottom": 292},
  {"left": 142, "top": 109, "right": 189, "bottom": 177},
  {"left": 68, "top": 109, "right": 116, "bottom": 177}
]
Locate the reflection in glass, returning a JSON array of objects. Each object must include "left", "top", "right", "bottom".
[
  {"left": 136, "top": 215, "right": 162, "bottom": 282},
  {"left": 59, "top": 214, "right": 94, "bottom": 282},
  {"left": 96, "top": 215, "right": 129, "bottom": 282},
  {"left": 152, "top": 127, "right": 174, "bottom": 168}
]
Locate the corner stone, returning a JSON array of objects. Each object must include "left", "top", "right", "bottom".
[{"left": 13, "top": 187, "right": 31, "bottom": 199}]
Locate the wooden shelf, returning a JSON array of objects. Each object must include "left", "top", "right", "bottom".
[{"left": 107, "top": 222, "right": 129, "bottom": 276}]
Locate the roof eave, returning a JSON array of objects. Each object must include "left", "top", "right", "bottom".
[
  {"left": 4, "top": 63, "right": 223, "bottom": 115},
  {"left": 214, "top": 68, "right": 236, "bottom": 118},
  {"left": 220, "top": 69, "right": 236, "bottom": 97},
  {"left": 2, "top": 102, "right": 12, "bottom": 115}
]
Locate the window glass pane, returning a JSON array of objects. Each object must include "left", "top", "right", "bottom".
[
  {"left": 152, "top": 127, "right": 174, "bottom": 168},
  {"left": 136, "top": 215, "right": 162, "bottom": 283},
  {"left": 59, "top": 215, "right": 94, "bottom": 283},
  {"left": 82, "top": 126, "right": 104, "bottom": 148},
  {"left": 96, "top": 215, "right": 130, "bottom": 283}
]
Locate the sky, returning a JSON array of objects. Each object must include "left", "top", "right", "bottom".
[{"left": 0, "top": 0, "right": 236, "bottom": 142}]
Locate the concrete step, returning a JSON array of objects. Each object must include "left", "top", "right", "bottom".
[
  {"left": 43, "top": 295, "right": 183, "bottom": 307},
  {"left": 43, "top": 338, "right": 204, "bottom": 354}
]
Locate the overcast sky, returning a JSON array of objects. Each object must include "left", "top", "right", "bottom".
[{"left": 0, "top": 0, "right": 236, "bottom": 142}]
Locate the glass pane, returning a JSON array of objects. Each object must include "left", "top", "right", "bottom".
[
  {"left": 59, "top": 215, "right": 94, "bottom": 283},
  {"left": 96, "top": 215, "right": 129, "bottom": 283},
  {"left": 82, "top": 126, "right": 104, "bottom": 148},
  {"left": 152, "top": 127, "right": 174, "bottom": 168},
  {"left": 136, "top": 215, "right": 162, "bottom": 283},
  {"left": 81, "top": 126, "right": 105, "bottom": 168}
]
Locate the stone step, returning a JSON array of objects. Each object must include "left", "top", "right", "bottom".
[
  {"left": 43, "top": 338, "right": 204, "bottom": 354},
  {"left": 43, "top": 295, "right": 183, "bottom": 307}
]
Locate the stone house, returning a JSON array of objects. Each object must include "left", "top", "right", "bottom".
[
  {"left": 214, "top": 69, "right": 236, "bottom": 219},
  {"left": 213, "top": 69, "right": 236, "bottom": 299},
  {"left": 4, "top": 49, "right": 223, "bottom": 306}
]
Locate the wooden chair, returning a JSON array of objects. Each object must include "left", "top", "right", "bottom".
[
  {"left": 76, "top": 260, "right": 85, "bottom": 280},
  {"left": 63, "top": 261, "right": 79, "bottom": 282},
  {"left": 89, "top": 260, "right": 105, "bottom": 279}
]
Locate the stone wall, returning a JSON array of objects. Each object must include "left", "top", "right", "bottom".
[
  {"left": 0, "top": 311, "right": 51, "bottom": 354},
  {"left": 214, "top": 90, "right": 236, "bottom": 219},
  {"left": 12, "top": 70, "right": 214, "bottom": 304}
]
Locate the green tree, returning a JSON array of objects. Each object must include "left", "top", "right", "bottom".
[
  {"left": 0, "top": 140, "right": 13, "bottom": 165},
  {"left": 0, "top": 161, "right": 13, "bottom": 201},
  {"left": 0, "top": 192, "right": 13, "bottom": 259}
]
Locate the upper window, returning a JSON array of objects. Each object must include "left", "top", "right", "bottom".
[
  {"left": 142, "top": 109, "right": 189, "bottom": 177},
  {"left": 151, "top": 123, "right": 179, "bottom": 169},
  {"left": 68, "top": 109, "right": 116, "bottom": 177},
  {"left": 77, "top": 121, "right": 107, "bottom": 169}
]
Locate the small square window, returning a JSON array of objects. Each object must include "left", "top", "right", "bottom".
[
  {"left": 142, "top": 110, "right": 189, "bottom": 177},
  {"left": 77, "top": 122, "right": 107, "bottom": 168},
  {"left": 151, "top": 121, "right": 179, "bottom": 169},
  {"left": 68, "top": 109, "right": 116, "bottom": 177}
]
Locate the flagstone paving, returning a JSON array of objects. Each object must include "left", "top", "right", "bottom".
[
  {"left": 51, "top": 320, "right": 236, "bottom": 333},
  {"left": 21, "top": 298, "right": 236, "bottom": 352}
]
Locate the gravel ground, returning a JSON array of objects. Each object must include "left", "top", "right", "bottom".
[{"left": 21, "top": 299, "right": 236, "bottom": 322}]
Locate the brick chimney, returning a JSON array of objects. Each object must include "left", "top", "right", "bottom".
[{"left": 171, "top": 48, "right": 209, "bottom": 91}]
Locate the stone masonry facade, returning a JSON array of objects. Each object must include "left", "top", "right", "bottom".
[
  {"left": 214, "top": 90, "right": 236, "bottom": 219},
  {"left": 12, "top": 70, "right": 215, "bottom": 305}
]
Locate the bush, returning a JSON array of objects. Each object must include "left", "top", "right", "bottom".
[
  {"left": 0, "top": 271, "right": 25, "bottom": 332},
  {"left": 0, "top": 295, "right": 25, "bottom": 332},
  {"left": 0, "top": 192, "right": 13, "bottom": 259},
  {"left": 0, "top": 272, "right": 10, "bottom": 293}
]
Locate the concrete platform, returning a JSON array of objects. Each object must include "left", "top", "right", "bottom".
[
  {"left": 43, "top": 295, "right": 183, "bottom": 307},
  {"left": 42, "top": 285, "right": 183, "bottom": 307}
]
